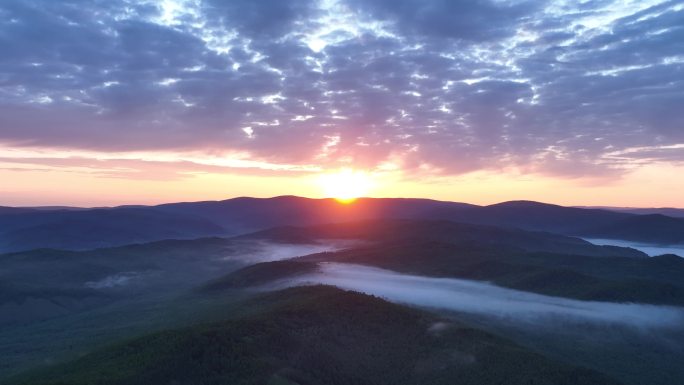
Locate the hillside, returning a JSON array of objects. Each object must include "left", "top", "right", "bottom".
[
  {"left": 0, "top": 234, "right": 338, "bottom": 329},
  {"left": 245, "top": 219, "right": 647, "bottom": 258},
  {"left": 6, "top": 286, "right": 619, "bottom": 385},
  {"left": 582, "top": 214, "right": 684, "bottom": 244},
  {"left": 1, "top": 220, "right": 682, "bottom": 385},
  {"left": 212, "top": 241, "right": 684, "bottom": 306},
  {"left": 199, "top": 260, "right": 320, "bottom": 291}
]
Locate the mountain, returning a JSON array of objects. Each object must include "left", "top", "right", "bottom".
[
  {"left": 438, "top": 200, "right": 634, "bottom": 234},
  {"left": 2, "top": 196, "right": 683, "bottom": 253},
  {"left": 298, "top": 243, "right": 684, "bottom": 305},
  {"left": 581, "top": 206, "right": 684, "bottom": 218},
  {"left": 0, "top": 234, "right": 334, "bottom": 329},
  {"left": 6, "top": 286, "right": 619, "bottom": 385},
  {"left": 155, "top": 196, "right": 477, "bottom": 232},
  {"left": 214, "top": 242, "right": 684, "bottom": 306},
  {"left": 0, "top": 218, "right": 654, "bottom": 329},
  {"left": 200, "top": 260, "right": 319, "bottom": 291},
  {"left": 1, "top": 197, "right": 475, "bottom": 252},
  {"left": 126, "top": 197, "right": 684, "bottom": 245},
  {"left": 0, "top": 207, "right": 225, "bottom": 252},
  {"left": 217, "top": 219, "right": 684, "bottom": 305},
  {"left": 0, "top": 207, "right": 35, "bottom": 215},
  {"left": 197, "top": 219, "right": 684, "bottom": 306},
  {"left": 1, "top": 219, "right": 682, "bottom": 385},
  {"left": 581, "top": 214, "right": 684, "bottom": 244},
  {"left": 244, "top": 219, "right": 647, "bottom": 258}
]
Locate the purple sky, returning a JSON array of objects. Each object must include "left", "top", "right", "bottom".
[{"left": 0, "top": 0, "right": 683, "bottom": 206}]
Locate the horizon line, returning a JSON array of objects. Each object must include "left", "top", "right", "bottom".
[{"left": 3, "top": 195, "right": 683, "bottom": 211}]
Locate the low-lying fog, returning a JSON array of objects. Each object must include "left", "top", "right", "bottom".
[
  {"left": 220, "top": 240, "right": 356, "bottom": 264},
  {"left": 585, "top": 238, "right": 684, "bottom": 257},
  {"left": 84, "top": 271, "right": 144, "bottom": 289},
  {"left": 79, "top": 240, "right": 354, "bottom": 291},
  {"left": 285, "top": 263, "right": 684, "bottom": 330},
  {"left": 276, "top": 262, "right": 684, "bottom": 385}
]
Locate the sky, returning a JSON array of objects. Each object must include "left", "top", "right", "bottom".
[{"left": 0, "top": 0, "right": 683, "bottom": 207}]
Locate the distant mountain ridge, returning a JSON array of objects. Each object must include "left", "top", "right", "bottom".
[
  {"left": 578, "top": 206, "right": 684, "bottom": 218},
  {"left": 1, "top": 196, "right": 683, "bottom": 252},
  {"left": 0, "top": 207, "right": 224, "bottom": 252},
  {"left": 583, "top": 214, "right": 684, "bottom": 244}
]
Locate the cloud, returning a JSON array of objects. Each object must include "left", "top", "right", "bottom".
[
  {"left": 0, "top": 0, "right": 682, "bottom": 178},
  {"left": 346, "top": 0, "right": 541, "bottom": 41},
  {"left": 0, "top": 149, "right": 322, "bottom": 180},
  {"left": 201, "top": 0, "right": 318, "bottom": 39}
]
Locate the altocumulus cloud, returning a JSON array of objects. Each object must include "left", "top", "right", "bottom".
[{"left": 0, "top": 0, "right": 682, "bottom": 177}]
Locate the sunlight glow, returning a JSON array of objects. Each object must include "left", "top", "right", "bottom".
[{"left": 319, "top": 168, "right": 373, "bottom": 203}]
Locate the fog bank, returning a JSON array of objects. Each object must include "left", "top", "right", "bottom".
[
  {"left": 584, "top": 238, "right": 684, "bottom": 257},
  {"left": 84, "top": 272, "right": 142, "bottom": 289},
  {"left": 286, "top": 263, "right": 684, "bottom": 329},
  {"left": 219, "top": 240, "right": 362, "bottom": 265}
]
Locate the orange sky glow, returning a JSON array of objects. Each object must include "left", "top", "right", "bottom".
[
  {"left": 2, "top": 0, "right": 683, "bottom": 209},
  {"left": 2, "top": 148, "right": 683, "bottom": 208}
]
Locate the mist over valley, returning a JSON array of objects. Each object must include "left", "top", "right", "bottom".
[{"left": 2, "top": 0, "right": 684, "bottom": 382}]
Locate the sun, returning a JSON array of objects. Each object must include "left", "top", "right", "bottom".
[{"left": 319, "top": 169, "right": 373, "bottom": 204}]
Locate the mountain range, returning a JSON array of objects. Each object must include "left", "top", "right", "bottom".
[
  {"left": 2, "top": 196, "right": 684, "bottom": 252},
  {"left": 1, "top": 208, "right": 684, "bottom": 384}
]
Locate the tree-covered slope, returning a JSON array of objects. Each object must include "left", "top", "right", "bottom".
[
  {"left": 244, "top": 219, "right": 647, "bottom": 258},
  {"left": 6, "top": 286, "right": 619, "bottom": 385}
]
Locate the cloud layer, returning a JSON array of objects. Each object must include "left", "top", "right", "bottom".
[{"left": 0, "top": 0, "right": 682, "bottom": 178}]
